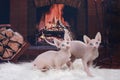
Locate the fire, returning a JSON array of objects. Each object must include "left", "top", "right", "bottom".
[{"left": 38, "top": 4, "right": 68, "bottom": 30}]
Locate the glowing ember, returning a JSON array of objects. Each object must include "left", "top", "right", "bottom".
[{"left": 38, "top": 4, "right": 68, "bottom": 30}]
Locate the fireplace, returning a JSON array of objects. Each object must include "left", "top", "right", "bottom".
[
  {"left": 27, "top": 0, "right": 88, "bottom": 46},
  {"left": 33, "top": 4, "right": 78, "bottom": 46},
  {"left": 9, "top": 0, "right": 88, "bottom": 60}
]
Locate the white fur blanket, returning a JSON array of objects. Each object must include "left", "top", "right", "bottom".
[{"left": 0, "top": 59, "right": 119, "bottom": 80}]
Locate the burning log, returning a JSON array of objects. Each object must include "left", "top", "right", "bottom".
[{"left": 35, "top": 3, "right": 73, "bottom": 44}]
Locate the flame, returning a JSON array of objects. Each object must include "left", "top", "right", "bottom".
[{"left": 38, "top": 4, "right": 67, "bottom": 30}]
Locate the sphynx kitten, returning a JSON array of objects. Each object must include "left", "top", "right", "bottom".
[
  {"left": 64, "top": 29, "right": 101, "bottom": 76},
  {"left": 33, "top": 38, "right": 71, "bottom": 71}
]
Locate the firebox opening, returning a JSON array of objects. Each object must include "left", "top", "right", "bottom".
[{"left": 29, "top": 4, "right": 78, "bottom": 46}]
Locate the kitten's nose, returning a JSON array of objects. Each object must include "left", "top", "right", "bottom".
[
  {"left": 93, "top": 46, "right": 97, "bottom": 49},
  {"left": 66, "top": 45, "right": 70, "bottom": 49}
]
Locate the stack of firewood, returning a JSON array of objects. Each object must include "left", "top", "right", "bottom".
[{"left": 0, "top": 27, "right": 24, "bottom": 59}]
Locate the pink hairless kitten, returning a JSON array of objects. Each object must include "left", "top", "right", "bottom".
[
  {"left": 64, "top": 29, "right": 101, "bottom": 76},
  {"left": 33, "top": 38, "right": 71, "bottom": 71}
]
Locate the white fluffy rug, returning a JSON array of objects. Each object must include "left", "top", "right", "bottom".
[{"left": 0, "top": 59, "right": 120, "bottom": 80}]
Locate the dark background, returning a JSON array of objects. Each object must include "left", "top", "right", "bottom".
[{"left": 0, "top": 0, "right": 10, "bottom": 24}]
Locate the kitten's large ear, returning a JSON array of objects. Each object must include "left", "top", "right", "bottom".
[
  {"left": 64, "top": 29, "right": 71, "bottom": 41},
  {"left": 95, "top": 32, "right": 101, "bottom": 43},
  {"left": 83, "top": 35, "right": 91, "bottom": 44},
  {"left": 53, "top": 38, "right": 61, "bottom": 48}
]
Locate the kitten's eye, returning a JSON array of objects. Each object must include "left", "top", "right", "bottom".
[
  {"left": 96, "top": 42, "right": 98, "bottom": 44},
  {"left": 62, "top": 44, "right": 64, "bottom": 46},
  {"left": 90, "top": 43, "right": 93, "bottom": 46},
  {"left": 66, "top": 42, "right": 69, "bottom": 44}
]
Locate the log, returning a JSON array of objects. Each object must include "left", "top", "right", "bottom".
[
  {"left": 8, "top": 42, "right": 20, "bottom": 52},
  {"left": 0, "top": 44, "right": 4, "bottom": 54},
  {"left": 0, "top": 27, "right": 6, "bottom": 32},
  {"left": 10, "top": 42, "right": 30, "bottom": 62},
  {"left": 0, "top": 33, "right": 6, "bottom": 41},
  {"left": 3, "top": 29, "right": 14, "bottom": 38},
  {"left": 10, "top": 32, "right": 24, "bottom": 44},
  {"left": 1, "top": 38, "right": 9, "bottom": 46},
  {"left": 2, "top": 48, "right": 13, "bottom": 59}
]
